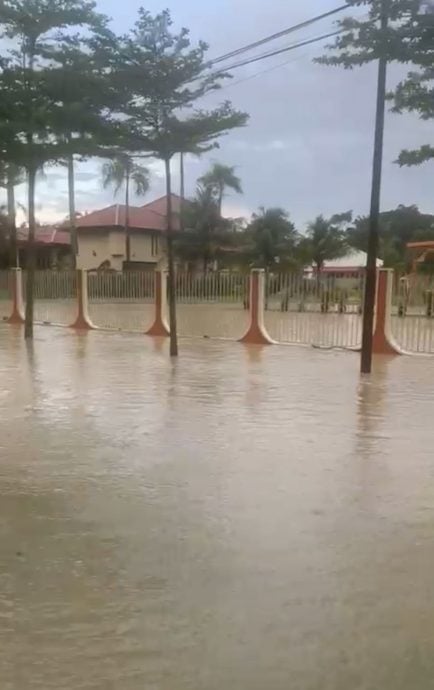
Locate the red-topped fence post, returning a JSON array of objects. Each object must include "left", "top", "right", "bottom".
[
  {"left": 372, "top": 268, "right": 401, "bottom": 355},
  {"left": 240, "top": 269, "right": 273, "bottom": 345},
  {"left": 70, "top": 269, "right": 94, "bottom": 330},
  {"left": 146, "top": 270, "right": 170, "bottom": 337},
  {"left": 8, "top": 268, "right": 25, "bottom": 325}
]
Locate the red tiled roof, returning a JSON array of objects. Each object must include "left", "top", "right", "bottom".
[
  {"left": 74, "top": 204, "right": 167, "bottom": 231},
  {"left": 74, "top": 195, "right": 182, "bottom": 232},
  {"left": 142, "top": 194, "right": 182, "bottom": 217},
  {"left": 17, "top": 226, "right": 71, "bottom": 246}
]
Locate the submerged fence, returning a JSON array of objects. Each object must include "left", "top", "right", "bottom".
[
  {"left": 87, "top": 271, "right": 155, "bottom": 332},
  {"left": 391, "top": 273, "right": 434, "bottom": 354},
  {"left": 0, "top": 271, "right": 12, "bottom": 321},
  {"left": 2, "top": 266, "right": 434, "bottom": 355},
  {"left": 175, "top": 272, "right": 250, "bottom": 340},
  {"left": 264, "top": 271, "right": 364, "bottom": 349}
]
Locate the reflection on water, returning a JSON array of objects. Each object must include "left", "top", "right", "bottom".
[{"left": 2, "top": 325, "right": 434, "bottom": 689}]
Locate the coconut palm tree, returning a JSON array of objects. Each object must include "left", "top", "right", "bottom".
[
  {"left": 0, "top": 163, "right": 25, "bottom": 267},
  {"left": 176, "top": 184, "right": 237, "bottom": 271},
  {"left": 246, "top": 207, "right": 299, "bottom": 269},
  {"left": 199, "top": 163, "right": 242, "bottom": 215},
  {"left": 102, "top": 155, "right": 150, "bottom": 264},
  {"left": 304, "top": 213, "right": 351, "bottom": 276}
]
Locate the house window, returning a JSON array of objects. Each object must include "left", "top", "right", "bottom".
[{"left": 152, "top": 234, "right": 159, "bottom": 257}]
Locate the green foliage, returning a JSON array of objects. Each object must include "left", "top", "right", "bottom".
[
  {"left": 319, "top": 1, "right": 434, "bottom": 167},
  {"left": 198, "top": 163, "right": 242, "bottom": 213},
  {"left": 244, "top": 207, "right": 299, "bottom": 269},
  {"left": 392, "top": 7, "right": 434, "bottom": 166},
  {"left": 176, "top": 185, "right": 238, "bottom": 270},
  {"left": 0, "top": 0, "right": 115, "bottom": 336},
  {"left": 317, "top": 1, "right": 426, "bottom": 69},
  {"left": 301, "top": 213, "right": 350, "bottom": 272},
  {"left": 115, "top": 10, "right": 248, "bottom": 163},
  {"left": 102, "top": 156, "right": 150, "bottom": 199},
  {"left": 347, "top": 204, "right": 434, "bottom": 267}
]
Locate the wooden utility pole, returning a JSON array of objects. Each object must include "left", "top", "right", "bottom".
[{"left": 361, "top": 2, "right": 388, "bottom": 374}]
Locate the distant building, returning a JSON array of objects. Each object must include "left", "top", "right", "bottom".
[
  {"left": 11, "top": 193, "right": 181, "bottom": 271},
  {"left": 75, "top": 194, "right": 181, "bottom": 271},
  {"left": 17, "top": 226, "right": 72, "bottom": 269},
  {"left": 306, "top": 250, "right": 383, "bottom": 278}
]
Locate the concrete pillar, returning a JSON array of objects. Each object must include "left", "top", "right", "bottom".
[
  {"left": 373, "top": 268, "right": 401, "bottom": 355},
  {"left": 70, "top": 269, "right": 94, "bottom": 330},
  {"left": 8, "top": 268, "right": 25, "bottom": 324},
  {"left": 240, "top": 269, "right": 273, "bottom": 345},
  {"left": 146, "top": 270, "right": 170, "bottom": 336}
]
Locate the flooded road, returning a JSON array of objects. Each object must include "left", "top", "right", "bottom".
[{"left": 2, "top": 325, "right": 434, "bottom": 689}]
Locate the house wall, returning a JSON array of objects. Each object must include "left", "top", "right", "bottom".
[
  {"left": 130, "top": 233, "right": 163, "bottom": 263},
  {"left": 77, "top": 232, "right": 110, "bottom": 271},
  {"left": 77, "top": 229, "right": 166, "bottom": 271}
]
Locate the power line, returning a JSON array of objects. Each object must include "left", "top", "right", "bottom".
[
  {"left": 206, "top": 30, "right": 342, "bottom": 80},
  {"left": 209, "top": 4, "right": 350, "bottom": 66},
  {"left": 218, "top": 51, "right": 312, "bottom": 92}
]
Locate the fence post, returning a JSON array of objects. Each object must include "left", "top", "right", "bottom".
[
  {"left": 240, "top": 269, "right": 273, "bottom": 345},
  {"left": 70, "top": 269, "right": 94, "bottom": 330},
  {"left": 146, "top": 270, "right": 170, "bottom": 336},
  {"left": 372, "top": 268, "right": 401, "bottom": 355},
  {"left": 8, "top": 268, "right": 25, "bottom": 324}
]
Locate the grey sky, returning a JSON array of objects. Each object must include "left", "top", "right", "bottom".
[{"left": 12, "top": 0, "right": 434, "bottom": 228}]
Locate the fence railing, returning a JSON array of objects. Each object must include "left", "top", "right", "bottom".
[
  {"left": 175, "top": 272, "right": 250, "bottom": 339},
  {"left": 20, "top": 270, "right": 78, "bottom": 326},
  {"left": 0, "top": 270, "right": 12, "bottom": 320},
  {"left": 87, "top": 271, "right": 155, "bottom": 332},
  {"left": 265, "top": 271, "right": 365, "bottom": 349},
  {"left": 392, "top": 273, "right": 434, "bottom": 353},
  {"left": 3, "top": 266, "right": 434, "bottom": 356}
]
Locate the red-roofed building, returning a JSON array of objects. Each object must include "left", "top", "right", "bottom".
[
  {"left": 76, "top": 194, "right": 181, "bottom": 271},
  {"left": 17, "top": 226, "right": 72, "bottom": 269}
]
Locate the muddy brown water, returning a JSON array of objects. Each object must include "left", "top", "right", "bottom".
[{"left": 1, "top": 325, "right": 434, "bottom": 689}]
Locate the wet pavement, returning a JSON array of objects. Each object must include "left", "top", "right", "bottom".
[{"left": 1, "top": 324, "right": 434, "bottom": 689}]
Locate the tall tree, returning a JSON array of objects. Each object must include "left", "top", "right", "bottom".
[
  {"left": 318, "top": 0, "right": 425, "bottom": 372},
  {"left": 347, "top": 205, "right": 434, "bottom": 267},
  {"left": 0, "top": 0, "right": 113, "bottom": 338},
  {"left": 199, "top": 162, "right": 242, "bottom": 215},
  {"left": 245, "top": 207, "right": 299, "bottom": 270},
  {"left": 102, "top": 155, "right": 150, "bottom": 264},
  {"left": 117, "top": 9, "right": 248, "bottom": 356},
  {"left": 303, "top": 213, "right": 350, "bottom": 275},
  {"left": 176, "top": 184, "right": 237, "bottom": 271},
  {"left": 392, "top": 3, "right": 434, "bottom": 166}
]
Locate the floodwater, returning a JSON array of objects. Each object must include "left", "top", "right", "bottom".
[{"left": 2, "top": 325, "right": 434, "bottom": 689}]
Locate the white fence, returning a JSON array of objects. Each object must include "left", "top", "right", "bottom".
[
  {"left": 392, "top": 274, "right": 434, "bottom": 353},
  {"left": 0, "top": 271, "right": 12, "bottom": 321},
  {"left": 175, "top": 272, "right": 250, "bottom": 340},
  {"left": 5, "top": 267, "right": 434, "bottom": 356},
  {"left": 264, "top": 271, "right": 364, "bottom": 349},
  {"left": 87, "top": 271, "right": 155, "bottom": 332}
]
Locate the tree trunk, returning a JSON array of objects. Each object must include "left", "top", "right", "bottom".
[
  {"left": 25, "top": 166, "right": 37, "bottom": 339},
  {"left": 165, "top": 157, "right": 178, "bottom": 357},
  {"left": 125, "top": 169, "right": 131, "bottom": 265},
  {"left": 7, "top": 179, "right": 18, "bottom": 268},
  {"left": 67, "top": 148, "right": 78, "bottom": 262},
  {"left": 179, "top": 152, "right": 185, "bottom": 232},
  {"left": 218, "top": 183, "right": 223, "bottom": 217}
]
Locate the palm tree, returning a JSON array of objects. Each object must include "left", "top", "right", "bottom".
[
  {"left": 199, "top": 163, "right": 242, "bottom": 215},
  {"left": 246, "top": 207, "right": 299, "bottom": 269},
  {"left": 304, "top": 213, "right": 351, "bottom": 276},
  {"left": 102, "top": 155, "right": 150, "bottom": 264},
  {"left": 176, "top": 184, "right": 236, "bottom": 271},
  {"left": 0, "top": 163, "right": 25, "bottom": 267}
]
